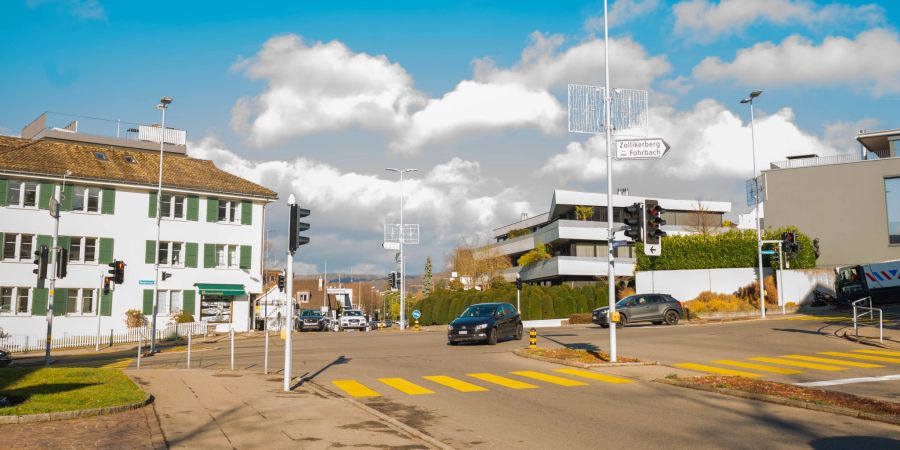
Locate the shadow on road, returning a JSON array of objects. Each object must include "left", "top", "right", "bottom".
[{"left": 296, "top": 356, "right": 350, "bottom": 389}]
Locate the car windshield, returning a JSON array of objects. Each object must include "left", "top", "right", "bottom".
[
  {"left": 616, "top": 296, "right": 637, "bottom": 307},
  {"left": 301, "top": 310, "right": 322, "bottom": 317},
  {"left": 344, "top": 311, "right": 363, "bottom": 316},
  {"left": 460, "top": 305, "right": 497, "bottom": 318}
]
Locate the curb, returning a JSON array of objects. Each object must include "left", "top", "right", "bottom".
[
  {"left": 654, "top": 378, "right": 900, "bottom": 426},
  {"left": 512, "top": 349, "right": 658, "bottom": 368},
  {"left": 840, "top": 331, "right": 900, "bottom": 350},
  {"left": 0, "top": 394, "right": 154, "bottom": 425},
  {"left": 304, "top": 379, "right": 454, "bottom": 450}
]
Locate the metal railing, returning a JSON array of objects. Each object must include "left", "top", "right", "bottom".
[{"left": 852, "top": 296, "right": 883, "bottom": 343}]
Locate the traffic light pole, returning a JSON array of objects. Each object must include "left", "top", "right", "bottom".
[
  {"left": 44, "top": 185, "right": 62, "bottom": 367},
  {"left": 601, "top": 0, "right": 617, "bottom": 363},
  {"left": 96, "top": 271, "right": 103, "bottom": 351},
  {"left": 284, "top": 197, "right": 296, "bottom": 392}
]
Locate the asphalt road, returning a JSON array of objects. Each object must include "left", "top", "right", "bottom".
[{"left": 133, "top": 313, "right": 900, "bottom": 449}]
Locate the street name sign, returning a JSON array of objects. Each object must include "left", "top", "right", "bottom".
[
  {"left": 139, "top": 279, "right": 155, "bottom": 285},
  {"left": 616, "top": 138, "right": 669, "bottom": 160},
  {"left": 761, "top": 250, "right": 776, "bottom": 255}
]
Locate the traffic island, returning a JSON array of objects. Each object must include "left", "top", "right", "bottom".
[
  {"left": 513, "top": 348, "right": 654, "bottom": 368},
  {"left": 0, "top": 367, "right": 150, "bottom": 424},
  {"left": 656, "top": 375, "right": 900, "bottom": 426}
]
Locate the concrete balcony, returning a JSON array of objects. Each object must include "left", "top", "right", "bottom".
[{"left": 501, "top": 256, "right": 636, "bottom": 282}]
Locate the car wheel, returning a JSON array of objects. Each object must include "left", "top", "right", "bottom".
[
  {"left": 600, "top": 324, "right": 609, "bottom": 328},
  {"left": 515, "top": 324, "right": 523, "bottom": 340},
  {"left": 617, "top": 314, "right": 628, "bottom": 328},
  {"left": 487, "top": 327, "right": 498, "bottom": 345},
  {"left": 664, "top": 310, "right": 680, "bottom": 325}
]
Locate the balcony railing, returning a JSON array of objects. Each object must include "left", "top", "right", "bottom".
[{"left": 769, "top": 151, "right": 891, "bottom": 170}]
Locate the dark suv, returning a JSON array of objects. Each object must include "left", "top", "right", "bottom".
[
  {"left": 297, "top": 309, "right": 327, "bottom": 331},
  {"left": 592, "top": 294, "right": 683, "bottom": 327}
]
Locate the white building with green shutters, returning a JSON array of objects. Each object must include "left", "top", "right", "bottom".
[{"left": 0, "top": 116, "right": 276, "bottom": 340}]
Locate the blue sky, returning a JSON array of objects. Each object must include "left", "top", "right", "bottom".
[{"left": 2, "top": 1, "right": 899, "bottom": 275}]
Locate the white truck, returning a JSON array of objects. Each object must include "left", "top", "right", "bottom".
[
  {"left": 339, "top": 310, "right": 369, "bottom": 331},
  {"left": 834, "top": 260, "right": 900, "bottom": 305}
]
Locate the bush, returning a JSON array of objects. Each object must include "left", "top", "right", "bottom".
[
  {"left": 507, "top": 228, "right": 531, "bottom": 238},
  {"left": 125, "top": 309, "right": 147, "bottom": 327},
  {"left": 735, "top": 275, "right": 779, "bottom": 308},
  {"left": 685, "top": 291, "right": 757, "bottom": 314},
  {"left": 517, "top": 243, "right": 551, "bottom": 267},
  {"left": 568, "top": 313, "right": 593, "bottom": 324},
  {"left": 174, "top": 312, "right": 194, "bottom": 324}
]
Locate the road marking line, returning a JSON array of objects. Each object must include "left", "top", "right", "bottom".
[
  {"left": 672, "top": 363, "right": 764, "bottom": 378},
  {"left": 511, "top": 371, "right": 588, "bottom": 387},
  {"left": 818, "top": 352, "right": 900, "bottom": 364},
  {"left": 553, "top": 368, "right": 635, "bottom": 384},
  {"left": 467, "top": 373, "right": 539, "bottom": 389},
  {"left": 748, "top": 357, "right": 846, "bottom": 371},
  {"left": 854, "top": 349, "right": 900, "bottom": 357},
  {"left": 711, "top": 360, "right": 804, "bottom": 374},
  {"left": 795, "top": 374, "right": 900, "bottom": 387},
  {"left": 332, "top": 380, "right": 382, "bottom": 398},
  {"left": 423, "top": 376, "right": 488, "bottom": 392},
  {"left": 780, "top": 355, "right": 884, "bottom": 368},
  {"left": 378, "top": 378, "right": 435, "bottom": 395}
]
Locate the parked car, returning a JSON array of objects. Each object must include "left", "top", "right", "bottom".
[
  {"left": 592, "top": 294, "right": 683, "bottom": 328},
  {"left": 297, "top": 309, "right": 328, "bottom": 331},
  {"left": 447, "top": 302, "right": 523, "bottom": 345},
  {"left": 339, "top": 310, "right": 369, "bottom": 330},
  {"left": 0, "top": 349, "right": 11, "bottom": 367}
]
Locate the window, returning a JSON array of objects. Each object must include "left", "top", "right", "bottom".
[
  {"left": 886, "top": 177, "right": 900, "bottom": 245},
  {"left": 6, "top": 180, "right": 38, "bottom": 208},
  {"left": 218, "top": 200, "right": 240, "bottom": 223},
  {"left": 2, "top": 234, "right": 17, "bottom": 259},
  {"left": 94, "top": 151, "right": 108, "bottom": 161},
  {"left": 84, "top": 237, "right": 97, "bottom": 262},
  {"left": 1, "top": 287, "right": 32, "bottom": 314},
  {"left": 123, "top": 155, "right": 137, "bottom": 164},
  {"left": 66, "top": 289, "right": 79, "bottom": 314},
  {"left": 0, "top": 287, "right": 12, "bottom": 313},
  {"left": 161, "top": 194, "right": 186, "bottom": 219},
  {"left": 72, "top": 186, "right": 101, "bottom": 213},
  {"left": 157, "top": 290, "right": 183, "bottom": 315},
  {"left": 158, "top": 242, "right": 183, "bottom": 266},
  {"left": 1, "top": 234, "right": 35, "bottom": 261},
  {"left": 67, "top": 237, "right": 98, "bottom": 263},
  {"left": 64, "top": 289, "right": 96, "bottom": 315},
  {"left": 19, "top": 234, "right": 33, "bottom": 259},
  {"left": 17, "top": 288, "right": 28, "bottom": 313},
  {"left": 215, "top": 244, "right": 239, "bottom": 268}
]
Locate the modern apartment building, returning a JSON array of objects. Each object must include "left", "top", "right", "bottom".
[
  {"left": 763, "top": 128, "right": 900, "bottom": 268},
  {"left": 485, "top": 189, "right": 731, "bottom": 285},
  {"left": 0, "top": 113, "right": 276, "bottom": 340}
]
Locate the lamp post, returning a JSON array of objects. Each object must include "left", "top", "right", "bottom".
[
  {"left": 385, "top": 168, "right": 416, "bottom": 330},
  {"left": 150, "top": 96, "right": 172, "bottom": 354},
  {"left": 741, "top": 90, "right": 766, "bottom": 319}
]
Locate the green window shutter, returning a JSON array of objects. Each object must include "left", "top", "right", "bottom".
[
  {"left": 99, "top": 238, "right": 114, "bottom": 264},
  {"left": 206, "top": 198, "right": 218, "bottom": 222},
  {"left": 145, "top": 240, "right": 156, "bottom": 264},
  {"left": 203, "top": 244, "right": 216, "bottom": 268},
  {"left": 58, "top": 236, "right": 71, "bottom": 254},
  {"left": 143, "top": 289, "right": 153, "bottom": 315},
  {"left": 52, "top": 288, "right": 68, "bottom": 316},
  {"left": 100, "top": 290, "right": 113, "bottom": 316},
  {"left": 37, "top": 235, "right": 53, "bottom": 262},
  {"left": 185, "top": 242, "right": 198, "bottom": 268},
  {"left": 0, "top": 179, "right": 8, "bottom": 207},
  {"left": 183, "top": 290, "right": 196, "bottom": 317},
  {"left": 241, "top": 200, "right": 252, "bottom": 225},
  {"left": 148, "top": 192, "right": 158, "bottom": 218},
  {"left": 239, "top": 245, "right": 252, "bottom": 269},
  {"left": 186, "top": 195, "right": 199, "bottom": 221},
  {"left": 61, "top": 184, "right": 74, "bottom": 211},
  {"left": 101, "top": 188, "right": 115, "bottom": 214},
  {"left": 38, "top": 182, "right": 53, "bottom": 209},
  {"left": 32, "top": 288, "right": 48, "bottom": 315}
]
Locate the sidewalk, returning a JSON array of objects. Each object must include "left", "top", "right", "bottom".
[{"left": 128, "top": 368, "right": 435, "bottom": 449}]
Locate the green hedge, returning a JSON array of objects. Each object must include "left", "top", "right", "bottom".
[
  {"left": 635, "top": 227, "right": 817, "bottom": 271},
  {"left": 419, "top": 283, "right": 610, "bottom": 325}
]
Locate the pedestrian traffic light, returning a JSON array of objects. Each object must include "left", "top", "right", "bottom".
[
  {"left": 623, "top": 202, "right": 644, "bottom": 242},
  {"left": 515, "top": 276, "right": 523, "bottom": 290},
  {"left": 644, "top": 199, "right": 667, "bottom": 245},
  {"left": 782, "top": 231, "right": 799, "bottom": 255},
  {"left": 56, "top": 247, "right": 68, "bottom": 279},
  {"left": 277, "top": 272, "right": 286, "bottom": 292},
  {"left": 33, "top": 245, "right": 49, "bottom": 289},
  {"left": 103, "top": 276, "right": 112, "bottom": 294},
  {"left": 289, "top": 204, "right": 311, "bottom": 253},
  {"left": 108, "top": 260, "right": 125, "bottom": 284}
]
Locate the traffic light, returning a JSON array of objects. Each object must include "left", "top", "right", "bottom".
[
  {"left": 644, "top": 199, "right": 667, "bottom": 245},
  {"left": 33, "top": 245, "right": 49, "bottom": 289},
  {"left": 103, "top": 277, "right": 112, "bottom": 294},
  {"left": 289, "top": 204, "right": 311, "bottom": 253},
  {"left": 108, "top": 260, "right": 125, "bottom": 284},
  {"left": 623, "top": 202, "right": 644, "bottom": 242},
  {"left": 277, "top": 272, "right": 286, "bottom": 292},
  {"left": 782, "top": 231, "right": 799, "bottom": 255},
  {"left": 515, "top": 277, "right": 523, "bottom": 290},
  {"left": 388, "top": 271, "right": 398, "bottom": 290},
  {"left": 56, "top": 247, "right": 68, "bottom": 279}
]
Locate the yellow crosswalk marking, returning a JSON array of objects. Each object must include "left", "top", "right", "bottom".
[
  {"left": 672, "top": 363, "right": 764, "bottom": 378},
  {"left": 332, "top": 380, "right": 382, "bottom": 398},
  {"left": 854, "top": 349, "right": 900, "bottom": 357},
  {"left": 818, "top": 352, "right": 900, "bottom": 364},
  {"left": 511, "top": 371, "right": 588, "bottom": 387},
  {"left": 786, "top": 315, "right": 848, "bottom": 321},
  {"left": 553, "top": 368, "right": 635, "bottom": 384},
  {"left": 780, "top": 355, "right": 883, "bottom": 368},
  {"left": 711, "top": 360, "right": 803, "bottom": 374},
  {"left": 468, "top": 373, "right": 539, "bottom": 389},
  {"left": 423, "top": 376, "right": 488, "bottom": 392},
  {"left": 101, "top": 358, "right": 132, "bottom": 369},
  {"left": 748, "top": 357, "right": 846, "bottom": 371},
  {"left": 378, "top": 378, "right": 435, "bottom": 395}
]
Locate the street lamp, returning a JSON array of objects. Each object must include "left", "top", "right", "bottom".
[
  {"left": 150, "top": 96, "right": 172, "bottom": 353},
  {"left": 740, "top": 90, "right": 766, "bottom": 319},
  {"left": 385, "top": 168, "right": 416, "bottom": 330}
]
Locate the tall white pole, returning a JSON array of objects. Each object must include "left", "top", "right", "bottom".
[
  {"left": 95, "top": 271, "right": 103, "bottom": 351},
  {"left": 284, "top": 194, "right": 296, "bottom": 392},
  {"left": 603, "top": 0, "right": 617, "bottom": 363},
  {"left": 151, "top": 99, "right": 169, "bottom": 353},
  {"left": 749, "top": 100, "right": 766, "bottom": 319},
  {"left": 44, "top": 183, "right": 62, "bottom": 366},
  {"left": 778, "top": 242, "right": 785, "bottom": 315},
  {"left": 399, "top": 170, "right": 405, "bottom": 330}
]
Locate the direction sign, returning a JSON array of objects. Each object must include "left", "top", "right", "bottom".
[
  {"left": 616, "top": 138, "right": 670, "bottom": 160},
  {"left": 761, "top": 250, "right": 776, "bottom": 255},
  {"left": 412, "top": 310, "right": 421, "bottom": 319},
  {"left": 138, "top": 279, "right": 155, "bottom": 285},
  {"left": 610, "top": 240, "right": 629, "bottom": 249},
  {"left": 644, "top": 243, "right": 661, "bottom": 257},
  {"left": 382, "top": 241, "right": 400, "bottom": 250}
]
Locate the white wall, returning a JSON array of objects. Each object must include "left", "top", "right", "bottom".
[
  {"left": 776, "top": 269, "right": 835, "bottom": 305},
  {"left": 637, "top": 267, "right": 833, "bottom": 305}
]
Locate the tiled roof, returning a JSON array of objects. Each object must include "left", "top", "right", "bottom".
[{"left": 0, "top": 136, "right": 276, "bottom": 199}]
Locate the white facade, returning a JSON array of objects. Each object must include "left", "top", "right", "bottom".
[{"left": 0, "top": 175, "right": 271, "bottom": 339}]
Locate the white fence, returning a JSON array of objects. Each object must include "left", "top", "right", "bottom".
[
  {"left": 636, "top": 268, "right": 836, "bottom": 305},
  {"left": 0, "top": 322, "right": 207, "bottom": 353}
]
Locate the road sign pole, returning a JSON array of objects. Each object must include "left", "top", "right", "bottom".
[
  {"left": 44, "top": 184, "right": 62, "bottom": 367},
  {"left": 96, "top": 271, "right": 103, "bottom": 351},
  {"left": 602, "top": 0, "right": 617, "bottom": 363}
]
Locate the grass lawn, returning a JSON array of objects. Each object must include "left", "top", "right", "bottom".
[{"left": 0, "top": 368, "right": 146, "bottom": 416}]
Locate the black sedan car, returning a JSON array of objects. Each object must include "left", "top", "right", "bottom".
[
  {"left": 296, "top": 309, "right": 328, "bottom": 331},
  {"left": 447, "top": 302, "right": 523, "bottom": 345},
  {"left": 592, "top": 294, "right": 684, "bottom": 327}
]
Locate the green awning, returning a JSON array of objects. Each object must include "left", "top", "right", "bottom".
[{"left": 195, "top": 283, "right": 246, "bottom": 297}]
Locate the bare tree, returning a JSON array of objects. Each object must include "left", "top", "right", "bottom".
[
  {"left": 687, "top": 201, "right": 719, "bottom": 235},
  {"left": 447, "top": 238, "right": 511, "bottom": 290}
]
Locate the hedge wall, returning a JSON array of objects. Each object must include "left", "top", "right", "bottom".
[
  {"left": 635, "top": 227, "right": 817, "bottom": 271},
  {"left": 419, "top": 283, "right": 610, "bottom": 325}
]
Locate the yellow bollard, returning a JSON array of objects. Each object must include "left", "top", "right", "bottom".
[
  {"left": 280, "top": 327, "right": 286, "bottom": 340},
  {"left": 415, "top": 319, "right": 420, "bottom": 332},
  {"left": 529, "top": 328, "right": 537, "bottom": 349}
]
